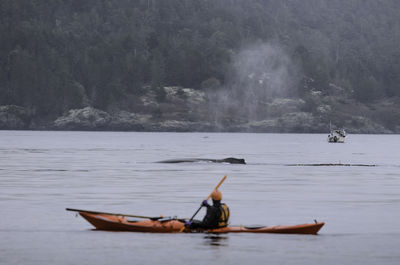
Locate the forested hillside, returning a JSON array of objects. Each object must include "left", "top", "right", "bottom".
[{"left": 1, "top": 0, "right": 400, "bottom": 132}]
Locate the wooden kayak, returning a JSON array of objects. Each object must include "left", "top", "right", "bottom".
[{"left": 71, "top": 210, "right": 324, "bottom": 235}]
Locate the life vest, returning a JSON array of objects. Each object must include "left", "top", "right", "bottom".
[{"left": 217, "top": 203, "right": 230, "bottom": 227}]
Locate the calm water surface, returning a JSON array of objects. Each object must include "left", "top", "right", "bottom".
[{"left": 0, "top": 131, "right": 399, "bottom": 265}]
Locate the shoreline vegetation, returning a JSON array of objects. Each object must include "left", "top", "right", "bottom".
[{"left": 1, "top": 1, "right": 400, "bottom": 133}]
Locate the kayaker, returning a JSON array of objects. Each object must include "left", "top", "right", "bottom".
[{"left": 185, "top": 189, "right": 230, "bottom": 229}]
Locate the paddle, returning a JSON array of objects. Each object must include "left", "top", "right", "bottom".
[
  {"left": 179, "top": 175, "right": 227, "bottom": 232},
  {"left": 66, "top": 208, "right": 164, "bottom": 220}
]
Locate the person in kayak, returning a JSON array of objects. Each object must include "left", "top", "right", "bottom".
[{"left": 185, "top": 189, "right": 230, "bottom": 229}]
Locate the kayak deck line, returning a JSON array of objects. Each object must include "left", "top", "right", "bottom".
[
  {"left": 69, "top": 210, "right": 324, "bottom": 235},
  {"left": 66, "top": 208, "right": 164, "bottom": 220}
]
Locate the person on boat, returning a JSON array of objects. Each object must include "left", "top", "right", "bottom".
[{"left": 185, "top": 189, "right": 230, "bottom": 229}]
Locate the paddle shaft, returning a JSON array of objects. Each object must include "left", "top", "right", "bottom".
[
  {"left": 66, "top": 208, "right": 163, "bottom": 220},
  {"left": 189, "top": 175, "right": 227, "bottom": 222}
]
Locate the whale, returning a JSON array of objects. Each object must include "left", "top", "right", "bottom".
[{"left": 158, "top": 157, "right": 246, "bottom": 164}]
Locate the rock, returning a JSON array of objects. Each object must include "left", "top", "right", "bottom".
[
  {"left": 277, "top": 112, "right": 315, "bottom": 132},
  {"left": 157, "top": 120, "right": 213, "bottom": 132},
  {"left": 0, "top": 105, "right": 31, "bottom": 129},
  {"left": 109, "top": 111, "right": 150, "bottom": 131},
  {"left": 241, "top": 112, "right": 317, "bottom": 133},
  {"left": 267, "top": 98, "right": 305, "bottom": 117},
  {"left": 343, "top": 116, "right": 391, "bottom": 134},
  {"left": 164, "top": 86, "right": 206, "bottom": 105},
  {"left": 247, "top": 119, "right": 279, "bottom": 132},
  {"left": 54, "top": 107, "right": 111, "bottom": 130}
]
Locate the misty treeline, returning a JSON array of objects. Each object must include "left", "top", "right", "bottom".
[{"left": 1, "top": 0, "right": 400, "bottom": 122}]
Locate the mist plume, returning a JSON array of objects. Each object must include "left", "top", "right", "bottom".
[{"left": 207, "top": 43, "right": 300, "bottom": 128}]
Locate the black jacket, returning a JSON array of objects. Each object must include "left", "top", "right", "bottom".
[{"left": 190, "top": 201, "right": 228, "bottom": 229}]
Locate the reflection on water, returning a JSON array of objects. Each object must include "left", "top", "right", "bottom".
[{"left": 203, "top": 234, "right": 229, "bottom": 247}]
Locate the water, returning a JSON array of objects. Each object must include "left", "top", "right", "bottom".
[{"left": 0, "top": 131, "right": 399, "bottom": 265}]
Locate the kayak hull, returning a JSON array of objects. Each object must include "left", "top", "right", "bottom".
[{"left": 78, "top": 212, "right": 324, "bottom": 235}]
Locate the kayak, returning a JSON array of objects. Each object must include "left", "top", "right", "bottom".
[{"left": 70, "top": 209, "right": 324, "bottom": 235}]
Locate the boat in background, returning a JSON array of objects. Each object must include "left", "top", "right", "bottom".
[
  {"left": 328, "top": 122, "right": 346, "bottom": 143},
  {"left": 328, "top": 129, "right": 346, "bottom": 143}
]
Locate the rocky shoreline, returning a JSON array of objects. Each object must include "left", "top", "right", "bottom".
[
  {"left": 1, "top": 86, "right": 398, "bottom": 134},
  {"left": 0, "top": 105, "right": 394, "bottom": 134}
]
